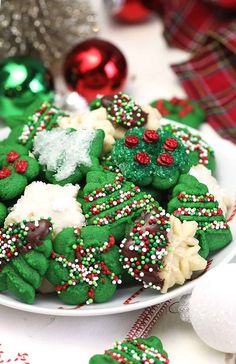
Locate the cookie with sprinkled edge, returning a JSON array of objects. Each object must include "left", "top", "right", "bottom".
[
  {"left": 112, "top": 127, "right": 190, "bottom": 190},
  {"left": 33, "top": 128, "right": 104, "bottom": 186},
  {"left": 120, "top": 205, "right": 206, "bottom": 293},
  {"left": 162, "top": 124, "right": 216, "bottom": 172},
  {"left": 3, "top": 103, "right": 67, "bottom": 151},
  {"left": 168, "top": 174, "right": 232, "bottom": 258},
  {"left": 89, "top": 336, "right": 169, "bottom": 364},
  {"left": 79, "top": 171, "right": 158, "bottom": 241},
  {"left": 0, "top": 203, "right": 7, "bottom": 226},
  {"left": 0, "top": 143, "right": 40, "bottom": 201},
  {"left": 46, "top": 226, "right": 123, "bottom": 305},
  {"left": 0, "top": 219, "right": 53, "bottom": 304},
  {"left": 151, "top": 97, "right": 205, "bottom": 129}
]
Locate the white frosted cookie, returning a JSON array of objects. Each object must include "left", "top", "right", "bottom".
[{"left": 5, "top": 182, "right": 85, "bottom": 235}]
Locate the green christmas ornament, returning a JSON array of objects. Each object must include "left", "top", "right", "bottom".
[{"left": 0, "top": 56, "right": 54, "bottom": 127}]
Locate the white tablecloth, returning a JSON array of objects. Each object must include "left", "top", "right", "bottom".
[{"left": 0, "top": 2, "right": 235, "bottom": 363}]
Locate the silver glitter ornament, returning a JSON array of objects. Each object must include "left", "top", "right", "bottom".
[{"left": 0, "top": 0, "right": 98, "bottom": 67}]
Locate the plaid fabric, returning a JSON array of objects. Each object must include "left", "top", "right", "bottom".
[
  {"left": 157, "top": 0, "right": 232, "bottom": 51},
  {"left": 172, "top": 22, "right": 236, "bottom": 142}
]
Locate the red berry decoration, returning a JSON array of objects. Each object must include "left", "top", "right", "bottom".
[
  {"left": 15, "top": 160, "right": 28, "bottom": 174},
  {"left": 112, "top": 127, "right": 190, "bottom": 189},
  {"left": 143, "top": 130, "right": 159, "bottom": 143},
  {"left": 63, "top": 39, "right": 128, "bottom": 102},
  {"left": 134, "top": 152, "right": 150, "bottom": 165},
  {"left": 164, "top": 138, "right": 178, "bottom": 151},
  {"left": 7, "top": 151, "right": 21, "bottom": 163},
  {"left": 157, "top": 153, "right": 174, "bottom": 166},
  {"left": 0, "top": 167, "right": 12, "bottom": 179},
  {"left": 125, "top": 135, "right": 139, "bottom": 148}
]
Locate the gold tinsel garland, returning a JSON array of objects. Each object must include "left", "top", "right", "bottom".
[{"left": 0, "top": 0, "right": 98, "bottom": 66}]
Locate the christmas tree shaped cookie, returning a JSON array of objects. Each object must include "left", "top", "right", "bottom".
[
  {"left": 5, "top": 103, "right": 67, "bottom": 151},
  {"left": 120, "top": 206, "right": 206, "bottom": 293},
  {"left": 89, "top": 336, "right": 169, "bottom": 364},
  {"left": 33, "top": 128, "right": 104, "bottom": 185},
  {"left": 0, "top": 143, "right": 40, "bottom": 201},
  {"left": 46, "top": 226, "right": 123, "bottom": 305},
  {"left": 168, "top": 174, "right": 232, "bottom": 258},
  {"left": 163, "top": 124, "right": 216, "bottom": 172},
  {"left": 112, "top": 127, "right": 190, "bottom": 190},
  {"left": 0, "top": 219, "right": 53, "bottom": 304},
  {"left": 79, "top": 171, "right": 157, "bottom": 241}
]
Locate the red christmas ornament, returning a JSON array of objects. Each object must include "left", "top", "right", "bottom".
[
  {"left": 63, "top": 38, "right": 128, "bottom": 102},
  {"left": 106, "top": 0, "right": 151, "bottom": 23}
]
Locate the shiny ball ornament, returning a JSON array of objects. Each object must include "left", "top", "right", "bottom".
[
  {"left": 0, "top": 56, "right": 54, "bottom": 127},
  {"left": 189, "top": 264, "right": 236, "bottom": 353},
  {"left": 105, "top": 0, "right": 151, "bottom": 23},
  {"left": 63, "top": 38, "right": 128, "bottom": 102}
]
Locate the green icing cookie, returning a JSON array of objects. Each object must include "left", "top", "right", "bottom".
[
  {"left": 162, "top": 124, "right": 216, "bottom": 172},
  {"left": 111, "top": 127, "right": 190, "bottom": 190},
  {"left": 0, "top": 203, "right": 7, "bottom": 226},
  {"left": 0, "top": 219, "right": 53, "bottom": 304},
  {"left": 167, "top": 174, "right": 232, "bottom": 258},
  {"left": 4, "top": 103, "right": 67, "bottom": 151},
  {"left": 46, "top": 226, "right": 123, "bottom": 305},
  {"left": 79, "top": 171, "right": 158, "bottom": 241},
  {"left": 33, "top": 128, "right": 104, "bottom": 186},
  {"left": 89, "top": 336, "right": 169, "bottom": 364},
  {"left": 151, "top": 97, "right": 205, "bottom": 129},
  {"left": 0, "top": 144, "right": 40, "bottom": 201}
]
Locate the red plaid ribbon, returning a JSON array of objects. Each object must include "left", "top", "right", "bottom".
[
  {"left": 150, "top": 0, "right": 236, "bottom": 142},
  {"left": 172, "top": 21, "right": 236, "bottom": 142}
]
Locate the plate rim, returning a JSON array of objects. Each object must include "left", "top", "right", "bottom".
[{"left": 0, "top": 119, "right": 235, "bottom": 316}]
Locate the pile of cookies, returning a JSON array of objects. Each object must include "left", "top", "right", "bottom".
[{"left": 0, "top": 93, "right": 232, "bottom": 305}]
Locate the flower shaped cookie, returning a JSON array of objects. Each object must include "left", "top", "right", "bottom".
[
  {"left": 0, "top": 144, "right": 40, "bottom": 201},
  {"left": 47, "top": 226, "right": 123, "bottom": 305},
  {"left": 112, "top": 127, "right": 190, "bottom": 190}
]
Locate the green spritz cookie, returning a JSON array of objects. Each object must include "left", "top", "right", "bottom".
[
  {"left": 79, "top": 171, "right": 157, "bottom": 241},
  {"left": 33, "top": 128, "right": 104, "bottom": 186},
  {"left": 0, "top": 219, "right": 53, "bottom": 304},
  {"left": 162, "top": 124, "right": 216, "bottom": 172},
  {"left": 167, "top": 174, "right": 232, "bottom": 258},
  {"left": 89, "top": 336, "right": 169, "bottom": 364},
  {"left": 151, "top": 97, "right": 205, "bottom": 129},
  {"left": 0, "top": 143, "right": 40, "bottom": 201},
  {"left": 3, "top": 102, "right": 67, "bottom": 151},
  {"left": 46, "top": 226, "right": 123, "bottom": 305},
  {"left": 111, "top": 127, "right": 190, "bottom": 190},
  {"left": 0, "top": 203, "right": 7, "bottom": 226}
]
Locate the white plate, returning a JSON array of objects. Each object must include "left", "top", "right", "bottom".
[{"left": 0, "top": 120, "right": 236, "bottom": 316}]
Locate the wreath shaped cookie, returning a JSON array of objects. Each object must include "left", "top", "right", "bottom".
[
  {"left": 151, "top": 97, "right": 205, "bottom": 129},
  {"left": 46, "top": 226, "right": 123, "bottom": 305},
  {"left": 0, "top": 219, "right": 53, "bottom": 304},
  {"left": 0, "top": 144, "right": 40, "bottom": 201},
  {"left": 111, "top": 127, "right": 190, "bottom": 190}
]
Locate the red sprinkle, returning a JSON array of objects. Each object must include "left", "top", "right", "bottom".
[
  {"left": 124, "top": 135, "right": 139, "bottom": 148},
  {"left": 7, "top": 151, "right": 21, "bottom": 163},
  {"left": 157, "top": 153, "right": 174, "bottom": 166},
  {"left": 15, "top": 160, "right": 28, "bottom": 174},
  {"left": 0, "top": 166, "right": 12, "bottom": 179},
  {"left": 164, "top": 138, "right": 179, "bottom": 151},
  {"left": 143, "top": 130, "right": 159, "bottom": 144},
  {"left": 134, "top": 152, "right": 150, "bottom": 165}
]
